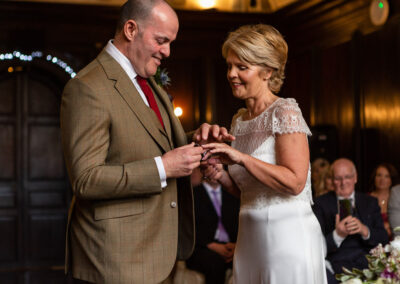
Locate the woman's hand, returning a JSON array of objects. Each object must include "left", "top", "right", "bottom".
[
  {"left": 201, "top": 163, "right": 225, "bottom": 182},
  {"left": 200, "top": 163, "right": 241, "bottom": 198},
  {"left": 202, "top": 143, "right": 246, "bottom": 166}
]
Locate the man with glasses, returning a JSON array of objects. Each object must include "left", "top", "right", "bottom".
[{"left": 313, "top": 158, "right": 388, "bottom": 284}]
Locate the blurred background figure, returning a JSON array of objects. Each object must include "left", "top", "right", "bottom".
[
  {"left": 312, "top": 158, "right": 332, "bottom": 198},
  {"left": 187, "top": 168, "right": 240, "bottom": 284},
  {"left": 368, "top": 163, "right": 399, "bottom": 239},
  {"left": 313, "top": 158, "right": 389, "bottom": 284},
  {"left": 389, "top": 182, "right": 400, "bottom": 238}
]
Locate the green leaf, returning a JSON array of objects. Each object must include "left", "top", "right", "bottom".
[{"left": 362, "top": 269, "right": 375, "bottom": 279}]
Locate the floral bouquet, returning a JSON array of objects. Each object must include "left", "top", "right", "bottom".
[{"left": 337, "top": 229, "right": 400, "bottom": 284}]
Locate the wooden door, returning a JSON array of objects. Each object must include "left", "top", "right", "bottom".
[{"left": 0, "top": 61, "right": 71, "bottom": 283}]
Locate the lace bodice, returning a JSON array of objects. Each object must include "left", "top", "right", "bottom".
[{"left": 228, "top": 98, "right": 313, "bottom": 209}]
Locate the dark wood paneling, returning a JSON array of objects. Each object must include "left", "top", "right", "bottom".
[
  {"left": 0, "top": 76, "right": 16, "bottom": 115},
  {"left": 29, "top": 191, "right": 65, "bottom": 208},
  {"left": 0, "top": 272, "right": 18, "bottom": 284},
  {"left": 317, "top": 42, "right": 354, "bottom": 158},
  {"left": 0, "top": 124, "right": 16, "bottom": 180},
  {"left": 28, "top": 79, "right": 59, "bottom": 116},
  {"left": 28, "top": 125, "right": 64, "bottom": 180},
  {"left": 0, "top": 216, "right": 18, "bottom": 262},
  {"left": 28, "top": 214, "right": 66, "bottom": 262},
  {"left": 163, "top": 57, "right": 202, "bottom": 131},
  {"left": 360, "top": 21, "right": 400, "bottom": 176},
  {"left": 0, "top": 63, "right": 70, "bottom": 282},
  {"left": 282, "top": 51, "right": 313, "bottom": 123},
  {"left": 28, "top": 270, "right": 65, "bottom": 284},
  {"left": 0, "top": 187, "right": 16, "bottom": 208}
]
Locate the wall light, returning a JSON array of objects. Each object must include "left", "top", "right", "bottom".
[
  {"left": 198, "top": 0, "right": 215, "bottom": 9},
  {"left": 174, "top": 106, "right": 183, "bottom": 117}
]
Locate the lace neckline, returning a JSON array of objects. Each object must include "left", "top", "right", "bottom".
[{"left": 239, "top": 97, "right": 282, "bottom": 122}]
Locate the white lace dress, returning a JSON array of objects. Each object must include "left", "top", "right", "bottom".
[{"left": 229, "top": 98, "right": 327, "bottom": 284}]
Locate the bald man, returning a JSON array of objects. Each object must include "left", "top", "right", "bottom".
[
  {"left": 312, "top": 158, "right": 388, "bottom": 283},
  {"left": 61, "top": 0, "right": 232, "bottom": 283}
]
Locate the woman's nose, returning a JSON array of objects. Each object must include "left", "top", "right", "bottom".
[{"left": 227, "top": 68, "right": 237, "bottom": 79}]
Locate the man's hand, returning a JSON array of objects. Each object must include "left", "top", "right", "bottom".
[
  {"left": 224, "top": 242, "right": 236, "bottom": 263},
  {"left": 201, "top": 163, "right": 225, "bottom": 182},
  {"left": 207, "top": 242, "right": 236, "bottom": 263},
  {"left": 193, "top": 123, "right": 235, "bottom": 144},
  {"left": 162, "top": 143, "right": 204, "bottom": 178},
  {"left": 335, "top": 214, "right": 369, "bottom": 238},
  {"left": 345, "top": 216, "right": 369, "bottom": 238},
  {"left": 335, "top": 214, "right": 350, "bottom": 238}
]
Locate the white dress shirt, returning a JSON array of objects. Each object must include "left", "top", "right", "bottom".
[{"left": 105, "top": 40, "right": 167, "bottom": 188}]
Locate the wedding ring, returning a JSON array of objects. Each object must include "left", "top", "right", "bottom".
[{"left": 201, "top": 150, "right": 210, "bottom": 161}]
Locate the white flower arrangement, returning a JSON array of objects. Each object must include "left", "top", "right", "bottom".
[{"left": 338, "top": 228, "right": 400, "bottom": 284}]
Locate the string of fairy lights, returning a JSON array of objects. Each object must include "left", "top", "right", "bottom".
[
  {"left": 0, "top": 50, "right": 76, "bottom": 78},
  {"left": 0, "top": 50, "right": 187, "bottom": 116}
]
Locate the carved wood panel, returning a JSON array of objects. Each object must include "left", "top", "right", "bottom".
[{"left": 0, "top": 64, "right": 70, "bottom": 283}]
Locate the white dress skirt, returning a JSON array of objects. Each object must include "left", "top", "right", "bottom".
[{"left": 228, "top": 98, "right": 327, "bottom": 284}]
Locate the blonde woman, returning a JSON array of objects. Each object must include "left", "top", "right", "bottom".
[{"left": 203, "top": 24, "right": 327, "bottom": 284}]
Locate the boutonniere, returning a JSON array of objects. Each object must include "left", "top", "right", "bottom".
[
  {"left": 154, "top": 67, "right": 173, "bottom": 102},
  {"left": 154, "top": 67, "right": 171, "bottom": 88}
]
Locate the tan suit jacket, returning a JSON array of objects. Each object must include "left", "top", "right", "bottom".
[{"left": 60, "top": 49, "right": 195, "bottom": 284}]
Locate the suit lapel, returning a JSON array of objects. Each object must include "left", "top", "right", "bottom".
[
  {"left": 354, "top": 192, "right": 366, "bottom": 221},
  {"left": 97, "top": 50, "right": 171, "bottom": 153},
  {"left": 148, "top": 78, "right": 187, "bottom": 147}
]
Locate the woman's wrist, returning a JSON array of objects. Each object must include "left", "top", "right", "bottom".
[{"left": 239, "top": 153, "right": 249, "bottom": 166}]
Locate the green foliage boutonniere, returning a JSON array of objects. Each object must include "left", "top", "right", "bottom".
[{"left": 154, "top": 67, "right": 171, "bottom": 88}]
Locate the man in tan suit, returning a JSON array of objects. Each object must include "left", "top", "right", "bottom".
[{"left": 61, "top": 1, "right": 232, "bottom": 283}]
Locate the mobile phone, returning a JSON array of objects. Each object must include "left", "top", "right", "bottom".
[{"left": 338, "top": 199, "right": 353, "bottom": 220}]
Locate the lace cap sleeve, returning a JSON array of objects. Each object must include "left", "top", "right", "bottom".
[{"left": 271, "top": 98, "right": 312, "bottom": 136}]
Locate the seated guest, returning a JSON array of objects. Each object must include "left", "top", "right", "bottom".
[
  {"left": 312, "top": 158, "right": 331, "bottom": 198},
  {"left": 388, "top": 182, "right": 400, "bottom": 237},
  {"left": 313, "top": 158, "right": 389, "bottom": 284},
  {"left": 187, "top": 170, "right": 240, "bottom": 284},
  {"left": 314, "top": 165, "right": 335, "bottom": 198},
  {"left": 368, "top": 163, "right": 398, "bottom": 239}
]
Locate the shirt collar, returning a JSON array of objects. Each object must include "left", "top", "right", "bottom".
[
  {"left": 337, "top": 191, "right": 355, "bottom": 200},
  {"left": 104, "top": 39, "right": 137, "bottom": 80},
  {"left": 203, "top": 182, "right": 221, "bottom": 195},
  {"left": 337, "top": 191, "right": 355, "bottom": 207}
]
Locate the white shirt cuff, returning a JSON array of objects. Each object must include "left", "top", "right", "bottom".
[
  {"left": 362, "top": 227, "right": 370, "bottom": 240},
  {"left": 155, "top": 156, "right": 167, "bottom": 188},
  {"left": 333, "top": 230, "right": 345, "bottom": 247}
]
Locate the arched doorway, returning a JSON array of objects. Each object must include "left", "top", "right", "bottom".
[{"left": 0, "top": 53, "right": 73, "bottom": 283}]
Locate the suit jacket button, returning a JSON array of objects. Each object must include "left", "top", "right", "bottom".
[{"left": 170, "top": 201, "right": 177, "bottom": 208}]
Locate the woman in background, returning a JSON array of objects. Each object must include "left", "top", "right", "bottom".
[
  {"left": 311, "top": 158, "right": 330, "bottom": 195},
  {"left": 203, "top": 24, "right": 327, "bottom": 284},
  {"left": 313, "top": 163, "right": 334, "bottom": 198},
  {"left": 369, "top": 163, "right": 398, "bottom": 239}
]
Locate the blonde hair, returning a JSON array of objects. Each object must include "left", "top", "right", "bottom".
[{"left": 222, "top": 24, "right": 288, "bottom": 93}]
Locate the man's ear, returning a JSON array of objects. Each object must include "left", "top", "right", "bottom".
[{"left": 124, "top": 19, "right": 139, "bottom": 41}]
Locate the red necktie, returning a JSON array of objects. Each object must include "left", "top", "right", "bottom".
[{"left": 136, "top": 76, "right": 164, "bottom": 128}]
